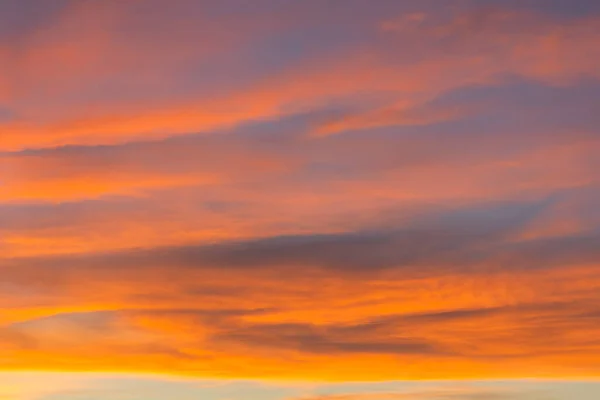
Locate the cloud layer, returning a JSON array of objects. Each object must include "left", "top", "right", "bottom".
[{"left": 1, "top": 0, "right": 599, "bottom": 381}]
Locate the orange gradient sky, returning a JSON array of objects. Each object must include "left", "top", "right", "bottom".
[{"left": 1, "top": 0, "right": 600, "bottom": 399}]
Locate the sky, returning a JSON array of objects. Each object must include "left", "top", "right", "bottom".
[{"left": 0, "top": 0, "right": 599, "bottom": 399}]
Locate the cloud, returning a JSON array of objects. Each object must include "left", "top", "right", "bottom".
[
  {"left": 0, "top": 199, "right": 554, "bottom": 272},
  {"left": 291, "top": 388, "right": 543, "bottom": 400},
  {"left": 2, "top": 99, "right": 598, "bottom": 261},
  {"left": 316, "top": 8, "right": 600, "bottom": 136},
  {"left": 0, "top": 0, "right": 598, "bottom": 383},
  {"left": 2, "top": 3, "right": 599, "bottom": 149},
  {"left": 211, "top": 321, "right": 441, "bottom": 356},
  {"left": 1, "top": 195, "right": 599, "bottom": 379}
]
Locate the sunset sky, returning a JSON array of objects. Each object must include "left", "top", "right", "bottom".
[{"left": 1, "top": 0, "right": 600, "bottom": 399}]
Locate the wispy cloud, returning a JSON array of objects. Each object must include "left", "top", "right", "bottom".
[{"left": 1, "top": 0, "right": 599, "bottom": 383}]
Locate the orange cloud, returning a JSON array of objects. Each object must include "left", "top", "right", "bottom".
[
  {"left": 1, "top": 201, "right": 599, "bottom": 379},
  {"left": 316, "top": 9, "right": 600, "bottom": 136},
  {"left": 0, "top": 267, "right": 598, "bottom": 380},
  {"left": 0, "top": 0, "right": 599, "bottom": 384},
  {"left": 0, "top": 137, "right": 291, "bottom": 203},
  {"left": 2, "top": 5, "right": 599, "bottom": 150},
  {"left": 1, "top": 133, "right": 598, "bottom": 258},
  {"left": 290, "top": 387, "right": 524, "bottom": 400}
]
